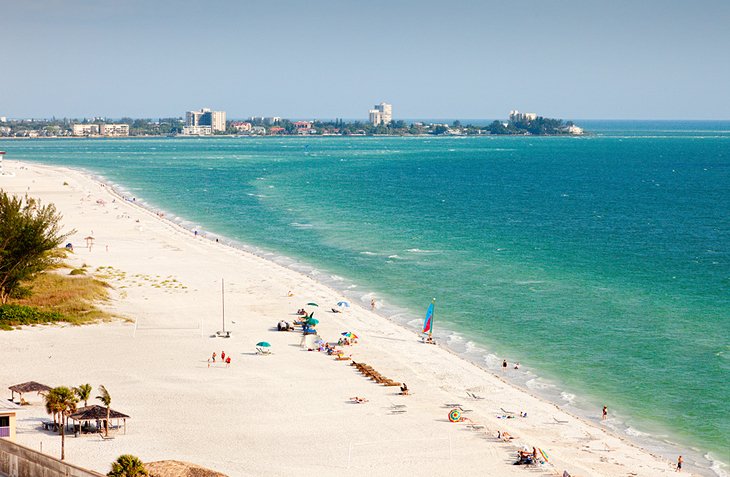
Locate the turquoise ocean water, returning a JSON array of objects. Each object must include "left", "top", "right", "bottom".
[{"left": 2, "top": 121, "right": 728, "bottom": 474}]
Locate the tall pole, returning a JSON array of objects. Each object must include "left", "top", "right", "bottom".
[
  {"left": 221, "top": 278, "right": 225, "bottom": 333},
  {"left": 430, "top": 298, "right": 436, "bottom": 337}
]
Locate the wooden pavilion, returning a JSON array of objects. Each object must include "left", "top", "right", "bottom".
[
  {"left": 8, "top": 381, "right": 52, "bottom": 404},
  {"left": 69, "top": 405, "right": 130, "bottom": 435}
]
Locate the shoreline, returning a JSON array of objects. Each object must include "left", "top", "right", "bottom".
[
  {"left": 82, "top": 162, "right": 724, "bottom": 475},
  {"left": 1, "top": 159, "right": 722, "bottom": 476}
]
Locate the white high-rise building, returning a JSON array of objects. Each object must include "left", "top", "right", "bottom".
[
  {"left": 185, "top": 108, "right": 226, "bottom": 134},
  {"left": 509, "top": 110, "right": 537, "bottom": 122},
  {"left": 368, "top": 102, "right": 393, "bottom": 125}
]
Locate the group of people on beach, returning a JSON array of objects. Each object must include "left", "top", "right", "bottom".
[{"left": 208, "top": 351, "right": 231, "bottom": 367}]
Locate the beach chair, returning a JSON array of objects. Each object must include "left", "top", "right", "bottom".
[
  {"left": 335, "top": 354, "right": 351, "bottom": 361},
  {"left": 256, "top": 347, "right": 272, "bottom": 355},
  {"left": 553, "top": 417, "right": 568, "bottom": 424},
  {"left": 467, "top": 391, "right": 485, "bottom": 400}
]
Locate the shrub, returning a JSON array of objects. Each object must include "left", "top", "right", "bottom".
[{"left": 0, "top": 304, "right": 64, "bottom": 327}]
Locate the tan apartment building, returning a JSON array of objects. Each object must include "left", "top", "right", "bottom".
[
  {"left": 368, "top": 102, "right": 393, "bottom": 125},
  {"left": 184, "top": 108, "right": 226, "bottom": 134},
  {"left": 72, "top": 123, "right": 129, "bottom": 137}
]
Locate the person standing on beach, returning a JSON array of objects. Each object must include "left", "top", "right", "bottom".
[
  {"left": 221, "top": 351, "right": 225, "bottom": 362},
  {"left": 502, "top": 359, "right": 508, "bottom": 371},
  {"left": 212, "top": 352, "right": 217, "bottom": 363},
  {"left": 676, "top": 455, "right": 683, "bottom": 472},
  {"left": 602, "top": 405, "right": 608, "bottom": 421},
  {"left": 225, "top": 356, "right": 231, "bottom": 368},
  {"left": 370, "top": 298, "right": 376, "bottom": 310}
]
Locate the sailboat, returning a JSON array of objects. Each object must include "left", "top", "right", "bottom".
[{"left": 422, "top": 298, "right": 436, "bottom": 344}]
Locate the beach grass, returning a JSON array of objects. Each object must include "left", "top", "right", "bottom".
[{"left": 1, "top": 271, "right": 113, "bottom": 330}]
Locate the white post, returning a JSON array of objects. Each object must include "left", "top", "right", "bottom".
[
  {"left": 347, "top": 441, "right": 353, "bottom": 468},
  {"left": 133, "top": 317, "right": 138, "bottom": 338}
]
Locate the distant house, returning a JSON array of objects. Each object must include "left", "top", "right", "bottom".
[
  {"left": 567, "top": 124, "right": 584, "bottom": 135},
  {"left": 0, "top": 400, "right": 21, "bottom": 440},
  {"left": 232, "top": 122, "right": 252, "bottom": 132},
  {"left": 268, "top": 126, "right": 285, "bottom": 135},
  {"left": 251, "top": 126, "right": 266, "bottom": 135}
]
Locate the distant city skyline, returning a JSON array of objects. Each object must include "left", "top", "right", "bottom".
[{"left": 1, "top": 0, "right": 729, "bottom": 119}]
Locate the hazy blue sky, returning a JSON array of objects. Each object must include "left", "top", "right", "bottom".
[{"left": 2, "top": 0, "right": 729, "bottom": 119}]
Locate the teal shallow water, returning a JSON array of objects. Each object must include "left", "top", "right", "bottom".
[{"left": 2, "top": 121, "right": 728, "bottom": 474}]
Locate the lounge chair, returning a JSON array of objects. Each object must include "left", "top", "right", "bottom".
[
  {"left": 467, "top": 391, "right": 484, "bottom": 400},
  {"left": 256, "top": 347, "right": 272, "bottom": 355}
]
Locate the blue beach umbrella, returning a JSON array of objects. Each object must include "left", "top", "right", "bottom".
[
  {"left": 256, "top": 341, "right": 271, "bottom": 347},
  {"left": 337, "top": 301, "right": 350, "bottom": 308}
]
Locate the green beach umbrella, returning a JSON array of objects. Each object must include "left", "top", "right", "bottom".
[
  {"left": 307, "top": 302, "right": 319, "bottom": 306},
  {"left": 307, "top": 318, "right": 320, "bottom": 326},
  {"left": 256, "top": 341, "right": 271, "bottom": 347}
]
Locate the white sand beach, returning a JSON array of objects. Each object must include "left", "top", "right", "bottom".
[{"left": 0, "top": 160, "right": 687, "bottom": 476}]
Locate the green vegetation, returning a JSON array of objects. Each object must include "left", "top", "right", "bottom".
[
  {"left": 108, "top": 455, "right": 149, "bottom": 477},
  {"left": 97, "top": 385, "right": 112, "bottom": 436},
  {"left": 487, "top": 116, "right": 576, "bottom": 135},
  {"left": 0, "top": 304, "right": 63, "bottom": 330},
  {"left": 0, "top": 190, "right": 72, "bottom": 303},
  {"left": 73, "top": 383, "right": 92, "bottom": 407},
  {"left": 44, "top": 387, "right": 78, "bottom": 460},
  {"left": 1, "top": 271, "right": 112, "bottom": 330}
]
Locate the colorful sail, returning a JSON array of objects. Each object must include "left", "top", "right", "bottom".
[{"left": 422, "top": 301, "right": 434, "bottom": 334}]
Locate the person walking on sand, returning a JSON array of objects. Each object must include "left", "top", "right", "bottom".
[
  {"left": 370, "top": 298, "right": 376, "bottom": 310},
  {"left": 212, "top": 352, "right": 217, "bottom": 363},
  {"left": 502, "top": 359, "right": 508, "bottom": 371},
  {"left": 221, "top": 351, "right": 225, "bottom": 362},
  {"left": 676, "top": 455, "right": 683, "bottom": 472},
  {"left": 602, "top": 405, "right": 608, "bottom": 421},
  {"left": 225, "top": 356, "right": 231, "bottom": 368}
]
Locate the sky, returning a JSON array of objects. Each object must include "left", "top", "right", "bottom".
[{"left": 2, "top": 0, "right": 729, "bottom": 120}]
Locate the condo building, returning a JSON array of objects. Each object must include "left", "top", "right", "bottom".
[
  {"left": 368, "top": 102, "right": 393, "bottom": 125},
  {"left": 509, "top": 110, "right": 538, "bottom": 122},
  {"left": 184, "top": 108, "right": 226, "bottom": 135},
  {"left": 72, "top": 123, "right": 129, "bottom": 137}
]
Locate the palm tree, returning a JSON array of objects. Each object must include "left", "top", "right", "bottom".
[
  {"left": 107, "top": 454, "right": 149, "bottom": 477},
  {"left": 96, "top": 385, "right": 111, "bottom": 436},
  {"left": 44, "top": 387, "right": 78, "bottom": 460},
  {"left": 73, "top": 383, "right": 92, "bottom": 407}
]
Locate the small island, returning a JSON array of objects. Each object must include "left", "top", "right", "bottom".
[{"left": 486, "top": 110, "right": 584, "bottom": 136}]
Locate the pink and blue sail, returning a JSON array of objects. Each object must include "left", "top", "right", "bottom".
[{"left": 422, "top": 299, "right": 435, "bottom": 335}]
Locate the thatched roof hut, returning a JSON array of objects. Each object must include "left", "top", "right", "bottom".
[
  {"left": 69, "top": 405, "right": 130, "bottom": 434},
  {"left": 145, "top": 460, "right": 228, "bottom": 477},
  {"left": 9, "top": 381, "right": 52, "bottom": 402},
  {"left": 70, "top": 405, "right": 129, "bottom": 421}
]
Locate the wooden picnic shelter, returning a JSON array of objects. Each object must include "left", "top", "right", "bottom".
[
  {"left": 69, "top": 405, "right": 130, "bottom": 435},
  {"left": 9, "top": 381, "right": 52, "bottom": 403}
]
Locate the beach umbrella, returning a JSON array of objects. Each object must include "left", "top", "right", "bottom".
[
  {"left": 341, "top": 332, "right": 358, "bottom": 339},
  {"left": 307, "top": 302, "right": 318, "bottom": 306},
  {"left": 448, "top": 408, "right": 462, "bottom": 422},
  {"left": 307, "top": 318, "right": 319, "bottom": 326},
  {"left": 256, "top": 342, "right": 271, "bottom": 347},
  {"left": 337, "top": 301, "right": 350, "bottom": 308}
]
